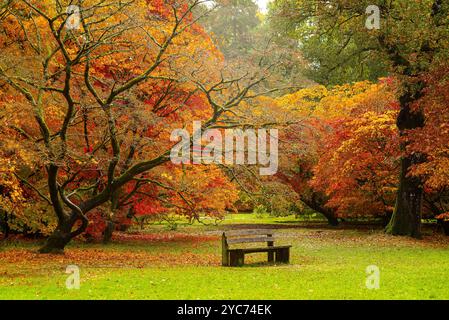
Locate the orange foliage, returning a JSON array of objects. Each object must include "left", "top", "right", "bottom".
[
  {"left": 277, "top": 80, "right": 400, "bottom": 218},
  {"left": 0, "top": 0, "right": 237, "bottom": 238}
]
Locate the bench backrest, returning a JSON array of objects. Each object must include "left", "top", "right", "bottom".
[
  {"left": 222, "top": 229, "right": 275, "bottom": 246},
  {"left": 221, "top": 229, "right": 276, "bottom": 266}
]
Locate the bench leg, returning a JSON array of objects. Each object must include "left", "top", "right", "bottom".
[
  {"left": 222, "top": 233, "right": 229, "bottom": 266},
  {"left": 229, "top": 251, "right": 244, "bottom": 267},
  {"left": 275, "top": 248, "right": 290, "bottom": 264},
  {"left": 267, "top": 240, "right": 274, "bottom": 263},
  {"left": 222, "top": 250, "right": 229, "bottom": 266},
  {"left": 283, "top": 248, "right": 290, "bottom": 263}
]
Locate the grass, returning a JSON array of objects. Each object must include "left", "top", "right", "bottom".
[{"left": 1, "top": 213, "right": 449, "bottom": 299}]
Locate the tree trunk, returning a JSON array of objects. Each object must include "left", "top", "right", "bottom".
[
  {"left": 39, "top": 212, "right": 88, "bottom": 253},
  {"left": 437, "top": 220, "right": 449, "bottom": 236},
  {"left": 0, "top": 209, "right": 9, "bottom": 239},
  {"left": 324, "top": 212, "right": 339, "bottom": 226},
  {"left": 385, "top": 85, "right": 425, "bottom": 239},
  {"left": 103, "top": 190, "right": 120, "bottom": 244},
  {"left": 300, "top": 194, "right": 339, "bottom": 226},
  {"left": 382, "top": 210, "right": 393, "bottom": 227},
  {"left": 386, "top": 156, "right": 423, "bottom": 238},
  {"left": 102, "top": 220, "right": 115, "bottom": 244},
  {"left": 39, "top": 222, "right": 75, "bottom": 254}
]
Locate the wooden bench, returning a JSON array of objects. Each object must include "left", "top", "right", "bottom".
[{"left": 222, "top": 229, "right": 291, "bottom": 267}]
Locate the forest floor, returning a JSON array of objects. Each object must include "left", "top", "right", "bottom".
[{"left": 1, "top": 214, "right": 449, "bottom": 299}]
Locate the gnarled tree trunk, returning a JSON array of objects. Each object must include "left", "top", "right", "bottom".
[
  {"left": 39, "top": 211, "right": 88, "bottom": 253},
  {"left": 39, "top": 222, "right": 76, "bottom": 254},
  {"left": 102, "top": 220, "right": 115, "bottom": 244},
  {"left": 301, "top": 193, "right": 339, "bottom": 226},
  {"left": 386, "top": 85, "right": 425, "bottom": 238},
  {"left": 386, "top": 155, "right": 423, "bottom": 238}
]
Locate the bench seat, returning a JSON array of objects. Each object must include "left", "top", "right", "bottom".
[
  {"left": 227, "top": 245, "right": 292, "bottom": 254},
  {"left": 222, "top": 230, "right": 292, "bottom": 266}
]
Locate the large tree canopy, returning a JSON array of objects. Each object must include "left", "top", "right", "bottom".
[
  {"left": 269, "top": 0, "right": 449, "bottom": 238},
  {"left": 0, "top": 0, "right": 271, "bottom": 252},
  {"left": 1, "top": 0, "right": 449, "bottom": 252}
]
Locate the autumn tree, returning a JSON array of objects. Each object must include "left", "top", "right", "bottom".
[
  {"left": 309, "top": 81, "right": 400, "bottom": 223},
  {"left": 275, "top": 81, "right": 392, "bottom": 225},
  {"left": 0, "top": 0, "right": 271, "bottom": 252},
  {"left": 407, "top": 63, "right": 449, "bottom": 219},
  {"left": 269, "top": 0, "right": 449, "bottom": 238}
]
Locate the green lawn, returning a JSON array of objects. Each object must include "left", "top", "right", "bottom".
[{"left": 1, "top": 214, "right": 449, "bottom": 299}]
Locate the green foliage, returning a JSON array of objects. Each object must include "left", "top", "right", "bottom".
[
  {"left": 7, "top": 203, "right": 56, "bottom": 236},
  {"left": 201, "top": 0, "right": 260, "bottom": 58},
  {"left": 297, "top": 34, "right": 387, "bottom": 85},
  {"left": 252, "top": 204, "right": 269, "bottom": 218},
  {"left": 268, "top": 0, "right": 388, "bottom": 85},
  {"left": 200, "top": 0, "right": 309, "bottom": 91},
  {"left": 268, "top": 0, "right": 449, "bottom": 85}
]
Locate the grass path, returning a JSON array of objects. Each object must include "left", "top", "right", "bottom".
[{"left": 1, "top": 214, "right": 449, "bottom": 299}]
